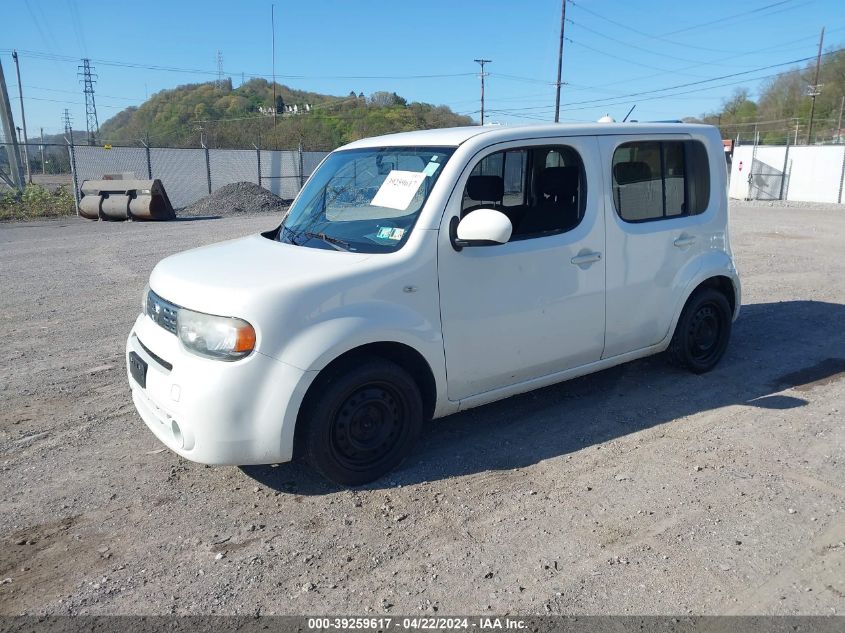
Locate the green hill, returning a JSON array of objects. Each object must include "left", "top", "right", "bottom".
[
  {"left": 685, "top": 45, "right": 845, "bottom": 144},
  {"left": 98, "top": 78, "right": 474, "bottom": 150}
]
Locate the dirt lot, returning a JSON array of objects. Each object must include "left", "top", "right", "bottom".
[{"left": 0, "top": 204, "right": 843, "bottom": 616}]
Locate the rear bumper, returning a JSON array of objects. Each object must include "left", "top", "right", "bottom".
[{"left": 126, "top": 314, "right": 316, "bottom": 465}]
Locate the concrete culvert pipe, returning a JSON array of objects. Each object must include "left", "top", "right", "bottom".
[{"left": 78, "top": 179, "right": 176, "bottom": 221}]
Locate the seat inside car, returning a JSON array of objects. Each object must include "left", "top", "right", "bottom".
[
  {"left": 613, "top": 161, "right": 655, "bottom": 221},
  {"left": 463, "top": 175, "right": 504, "bottom": 214},
  {"left": 517, "top": 165, "right": 580, "bottom": 235}
]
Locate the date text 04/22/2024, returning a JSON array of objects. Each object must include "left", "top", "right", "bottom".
[{"left": 306, "top": 617, "right": 527, "bottom": 630}]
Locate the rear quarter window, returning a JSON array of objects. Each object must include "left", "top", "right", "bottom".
[{"left": 612, "top": 140, "right": 710, "bottom": 222}]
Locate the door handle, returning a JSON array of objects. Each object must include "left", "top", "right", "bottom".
[
  {"left": 673, "top": 235, "right": 697, "bottom": 248},
  {"left": 570, "top": 251, "right": 602, "bottom": 268}
]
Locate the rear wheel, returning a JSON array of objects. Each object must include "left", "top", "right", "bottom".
[
  {"left": 668, "top": 288, "right": 732, "bottom": 374},
  {"left": 300, "top": 358, "right": 423, "bottom": 486}
]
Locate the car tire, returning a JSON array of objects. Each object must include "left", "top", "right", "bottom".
[
  {"left": 668, "top": 287, "right": 732, "bottom": 374},
  {"left": 301, "top": 358, "right": 423, "bottom": 486}
]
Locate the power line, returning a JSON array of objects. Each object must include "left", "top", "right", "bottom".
[
  {"left": 1, "top": 48, "right": 477, "bottom": 82},
  {"left": 568, "top": 0, "right": 804, "bottom": 54},
  {"left": 66, "top": 0, "right": 88, "bottom": 57},
  {"left": 489, "top": 48, "right": 845, "bottom": 116},
  {"left": 598, "top": 27, "right": 845, "bottom": 90},
  {"left": 14, "top": 85, "right": 140, "bottom": 101},
  {"left": 661, "top": 0, "right": 799, "bottom": 36},
  {"left": 566, "top": 37, "right": 697, "bottom": 74},
  {"left": 566, "top": 17, "right": 727, "bottom": 69}
]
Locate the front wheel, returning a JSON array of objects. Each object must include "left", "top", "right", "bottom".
[
  {"left": 668, "top": 288, "right": 733, "bottom": 374},
  {"left": 300, "top": 358, "right": 423, "bottom": 486}
]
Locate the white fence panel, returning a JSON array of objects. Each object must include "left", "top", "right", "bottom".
[
  {"left": 729, "top": 145, "right": 845, "bottom": 204},
  {"left": 785, "top": 146, "right": 844, "bottom": 204}
]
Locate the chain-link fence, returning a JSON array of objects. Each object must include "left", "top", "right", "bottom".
[{"left": 1, "top": 141, "right": 328, "bottom": 209}]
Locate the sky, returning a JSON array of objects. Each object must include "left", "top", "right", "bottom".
[{"left": 1, "top": 0, "right": 843, "bottom": 139}]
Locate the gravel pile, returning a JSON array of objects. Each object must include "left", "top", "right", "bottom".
[{"left": 180, "top": 181, "right": 290, "bottom": 218}]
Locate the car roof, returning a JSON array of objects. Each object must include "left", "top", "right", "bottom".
[{"left": 338, "top": 122, "right": 718, "bottom": 150}]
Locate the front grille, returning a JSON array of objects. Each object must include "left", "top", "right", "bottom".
[{"left": 146, "top": 289, "right": 180, "bottom": 335}]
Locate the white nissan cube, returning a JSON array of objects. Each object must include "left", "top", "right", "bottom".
[{"left": 127, "top": 123, "right": 740, "bottom": 485}]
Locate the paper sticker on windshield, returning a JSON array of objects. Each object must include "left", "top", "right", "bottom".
[
  {"left": 422, "top": 162, "right": 440, "bottom": 177},
  {"left": 370, "top": 170, "right": 426, "bottom": 211},
  {"left": 376, "top": 227, "right": 405, "bottom": 241}
]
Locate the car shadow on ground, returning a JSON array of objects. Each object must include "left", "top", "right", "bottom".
[{"left": 242, "top": 300, "right": 845, "bottom": 495}]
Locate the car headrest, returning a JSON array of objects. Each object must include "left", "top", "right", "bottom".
[
  {"left": 541, "top": 166, "right": 579, "bottom": 198},
  {"left": 466, "top": 175, "right": 504, "bottom": 202},
  {"left": 614, "top": 161, "right": 653, "bottom": 185}
]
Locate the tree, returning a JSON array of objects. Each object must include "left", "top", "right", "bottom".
[
  {"left": 275, "top": 94, "right": 285, "bottom": 113},
  {"left": 369, "top": 91, "right": 398, "bottom": 107}
]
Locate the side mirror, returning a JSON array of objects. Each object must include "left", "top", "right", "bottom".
[{"left": 450, "top": 209, "right": 512, "bottom": 251}]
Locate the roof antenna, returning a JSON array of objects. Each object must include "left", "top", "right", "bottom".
[{"left": 623, "top": 105, "right": 636, "bottom": 122}]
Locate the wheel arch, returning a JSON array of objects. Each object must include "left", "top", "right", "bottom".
[
  {"left": 293, "top": 341, "right": 439, "bottom": 459},
  {"left": 697, "top": 275, "right": 738, "bottom": 316},
  {"left": 665, "top": 258, "right": 741, "bottom": 348}
]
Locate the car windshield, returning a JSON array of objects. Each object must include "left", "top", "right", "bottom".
[{"left": 277, "top": 146, "right": 454, "bottom": 253}]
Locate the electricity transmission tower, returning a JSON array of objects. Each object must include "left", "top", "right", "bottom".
[
  {"left": 62, "top": 109, "right": 73, "bottom": 138},
  {"left": 78, "top": 59, "right": 99, "bottom": 146},
  {"left": 215, "top": 50, "right": 225, "bottom": 90}
]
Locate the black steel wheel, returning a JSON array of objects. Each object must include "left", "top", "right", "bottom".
[
  {"left": 668, "top": 287, "right": 732, "bottom": 374},
  {"left": 301, "top": 358, "right": 423, "bottom": 486}
]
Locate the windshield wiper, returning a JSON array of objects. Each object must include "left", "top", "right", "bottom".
[
  {"left": 301, "top": 231, "right": 351, "bottom": 252},
  {"left": 280, "top": 225, "right": 302, "bottom": 245}
]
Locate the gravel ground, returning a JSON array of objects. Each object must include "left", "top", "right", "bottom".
[
  {"left": 179, "top": 182, "right": 290, "bottom": 217},
  {"left": 0, "top": 205, "right": 843, "bottom": 616}
]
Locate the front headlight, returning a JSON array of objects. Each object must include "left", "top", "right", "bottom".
[{"left": 176, "top": 307, "right": 256, "bottom": 361}]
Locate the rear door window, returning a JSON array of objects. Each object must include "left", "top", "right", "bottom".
[{"left": 612, "top": 140, "right": 710, "bottom": 222}]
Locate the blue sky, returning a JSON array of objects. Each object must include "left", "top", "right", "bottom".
[{"left": 1, "top": 0, "right": 843, "bottom": 137}]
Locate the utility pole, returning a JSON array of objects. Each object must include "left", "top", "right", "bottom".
[
  {"left": 554, "top": 0, "right": 567, "bottom": 123},
  {"left": 79, "top": 58, "right": 99, "bottom": 145},
  {"left": 806, "top": 26, "right": 824, "bottom": 145},
  {"left": 39, "top": 127, "right": 45, "bottom": 174},
  {"left": 12, "top": 51, "right": 31, "bottom": 183},
  {"left": 16, "top": 126, "right": 24, "bottom": 168},
  {"left": 474, "top": 58, "right": 491, "bottom": 125},
  {"left": 0, "top": 58, "right": 24, "bottom": 190},
  {"left": 837, "top": 95, "right": 844, "bottom": 143},
  {"left": 271, "top": 4, "right": 277, "bottom": 127}
]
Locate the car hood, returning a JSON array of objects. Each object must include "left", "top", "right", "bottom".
[{"left": 149, "top": 233, "right": 372, "bottom": 316}]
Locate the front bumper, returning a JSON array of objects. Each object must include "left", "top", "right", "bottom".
[{"left": 126, "top": 314, "right": 315, "bottom": 465}]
